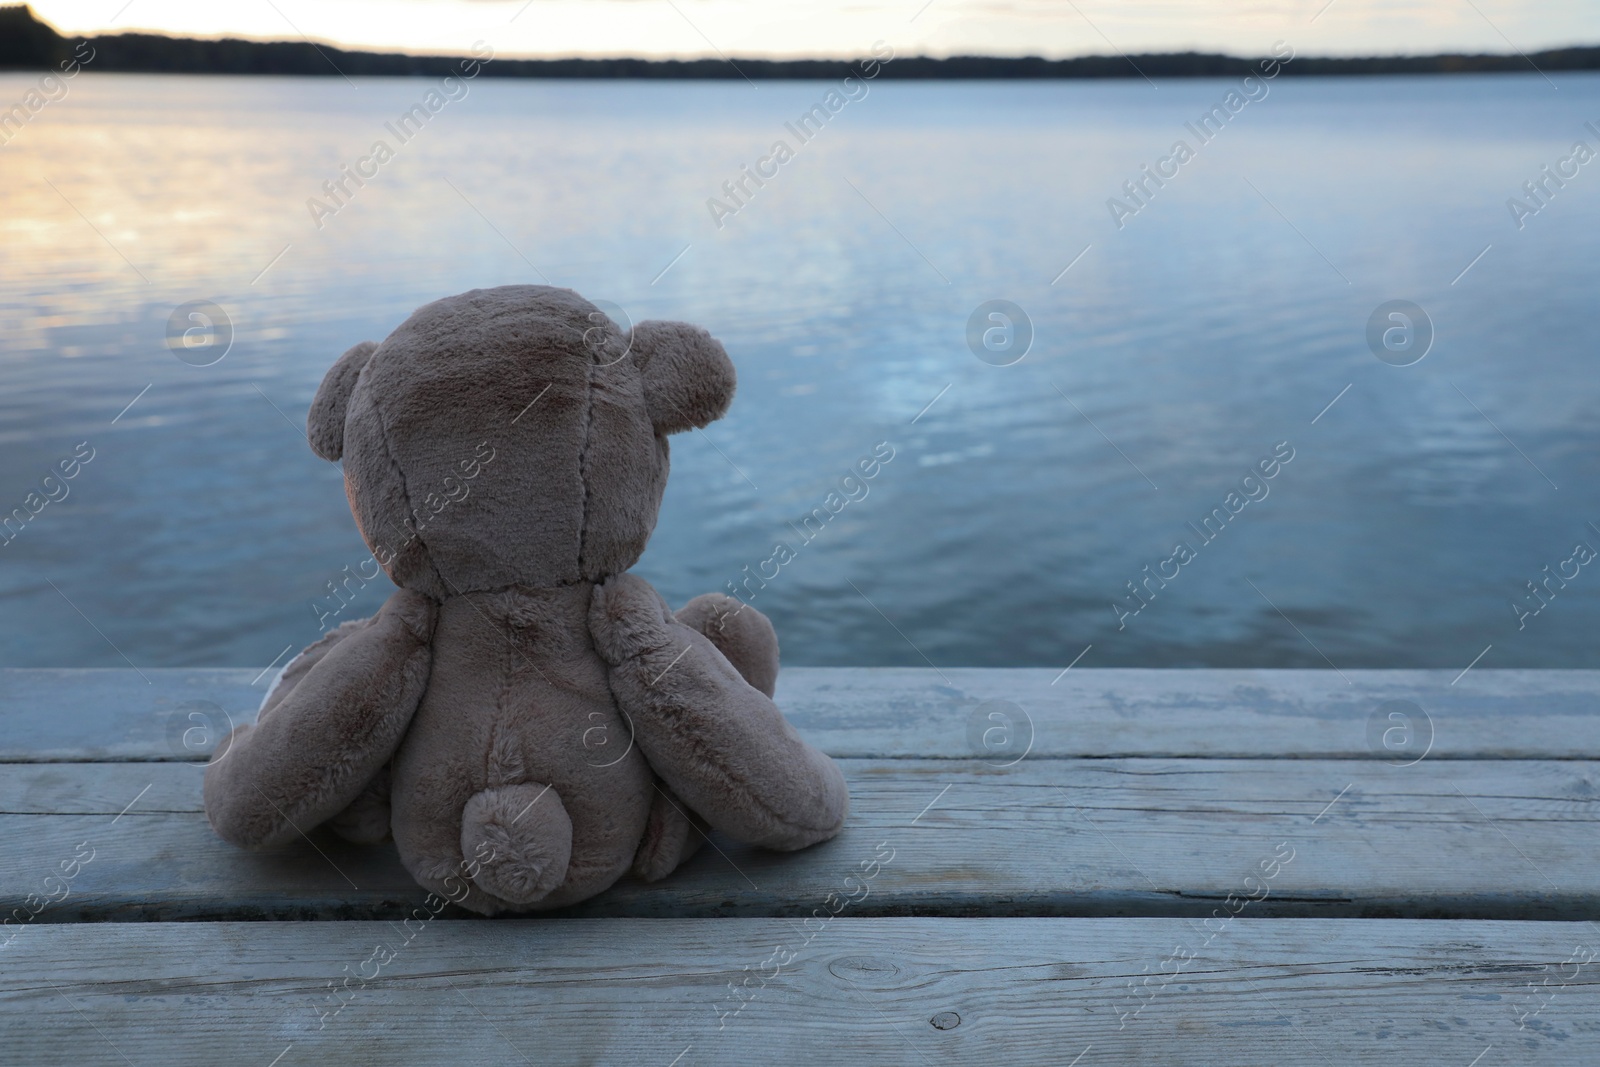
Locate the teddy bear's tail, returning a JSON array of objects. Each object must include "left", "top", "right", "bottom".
[{"left": 459, "top": 782, "right": 574, "bottom": 906}]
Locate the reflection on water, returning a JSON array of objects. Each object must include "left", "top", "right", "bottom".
[{"left": 1, "top": 72, "right": 1598, "bottom": 669}]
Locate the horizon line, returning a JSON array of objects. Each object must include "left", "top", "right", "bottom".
[{"left": 5, "top": 5, "right": 1598, "bottom": 67}]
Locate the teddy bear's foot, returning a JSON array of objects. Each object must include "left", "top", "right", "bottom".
[
  {"left": 460, "top": 782, "right": 573, "bottom": 906},
  {"left": 328, "top": 766, "right": 391, "bottom": 844},
  {"left": 631, "top": 781, "right": 707, "bottom": 882},
  {"left": 675, "top": 593, "right": 780, "bottom": 698}
]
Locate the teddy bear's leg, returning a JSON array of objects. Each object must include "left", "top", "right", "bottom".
[
  {"left": 632, "top": 781, "right": 707, "bottom": 882},
  {"left": 590, "top": 574, "right": 848, "bottom": 853},
  {"left": 458, "top": 782, "right": 574, "bottom": 906},
  {"left": 203, "top": 589, "right": 436, "bottom": 849},
  {"left": 673, "top": 593, "right": 779, "bottom": 698}
]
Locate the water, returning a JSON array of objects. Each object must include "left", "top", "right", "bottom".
[{"left": 1, "top": 71, "right": 1597, "bottom": 671}]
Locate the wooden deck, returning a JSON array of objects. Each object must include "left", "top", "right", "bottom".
[{"left": 3, "top": 667, "right": 1597, "bottom": 1064}]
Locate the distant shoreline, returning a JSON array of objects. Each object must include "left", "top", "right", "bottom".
[{"left": 2, "top": 4, "right": 1597, "bottom": 80}]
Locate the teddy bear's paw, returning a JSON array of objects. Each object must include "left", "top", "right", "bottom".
[
  {"left": 460, "top": 783, "right": 574, "bottom": 906},
  {"left": 589, "top": 573, "right": 675, "bottom": 665}
]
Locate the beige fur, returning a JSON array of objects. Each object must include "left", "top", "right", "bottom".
[{"left": 203, "top": 285, "right": 848, "bottom": 914}]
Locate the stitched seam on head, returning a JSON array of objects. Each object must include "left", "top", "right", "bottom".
[
  {"left": 372, "top": 394, "right": 447, "bottom": 597},
  {"left": 460, "top": 577, "right": 592, "bottom": 597},
  {"left": 574, "top": 356, "right": 598, "bottom": 580}
]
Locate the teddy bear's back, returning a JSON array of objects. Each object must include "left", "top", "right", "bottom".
[{"left": 389, "top": 580, "right": 654, "bottom": 911}]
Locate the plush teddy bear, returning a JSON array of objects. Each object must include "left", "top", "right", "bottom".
[{"left": 203, "top": 285, "right": 849, "bottom": 914}]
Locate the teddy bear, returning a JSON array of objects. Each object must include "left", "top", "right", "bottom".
[{"left": 203, "top": 285, "right": 849, "bottom": 914}]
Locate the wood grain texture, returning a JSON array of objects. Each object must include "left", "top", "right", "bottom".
[
  {"left": 3, "top": 667, "right": 1599, "bottom": 761},
  {"left": 3, "top": 917, "right": 1595, "bottom": 1065},
  {"left": 4, "top": 757, "right": 1596, "bottom": 921}
]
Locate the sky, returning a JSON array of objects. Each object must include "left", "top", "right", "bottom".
[{"left": 27, "top": 0, "right": 1600, "bottom": 61}]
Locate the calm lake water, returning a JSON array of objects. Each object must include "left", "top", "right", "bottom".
[{"left": 2, "top": 72, "right": 1598, "bottom": 671}]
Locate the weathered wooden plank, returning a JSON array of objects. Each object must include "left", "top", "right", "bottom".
[
  {"left": 4, "top": 758, "right": 1596, "bottom": 922},
  {"left": 0, "top": 668, "right": 263, "bottom": 763},
  {"left": 3, "top": 667, "right": 1599, "bottom": 761},
  {"left": 2, "top": 918, "right": 1594, "bottom": 1064}
]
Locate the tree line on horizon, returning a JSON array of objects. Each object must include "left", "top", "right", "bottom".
[{"left": 2, "top": 3, "right": 1597, "bottom": 79}]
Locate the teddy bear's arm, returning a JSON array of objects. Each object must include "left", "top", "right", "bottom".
[
  {"left": 203, "top": 588, "right": 437, "bottom": 849},
  {"left": 590, "top": 574, "right": 848, "bottom": 852},
  {"left": 256, "top": 614, "right": 377, "bottom": 723}
]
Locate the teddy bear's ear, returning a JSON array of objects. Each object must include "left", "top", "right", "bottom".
[
  {"left": 629, "top": 321, "right": 736, "bottom": 435},
  {"left": 307, "top": 340, "right": 378, "bottom": 461}
]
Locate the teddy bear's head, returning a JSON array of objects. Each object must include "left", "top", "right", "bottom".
[{"left": 305, "top": 285, "right": 735, "bottom": 596}]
